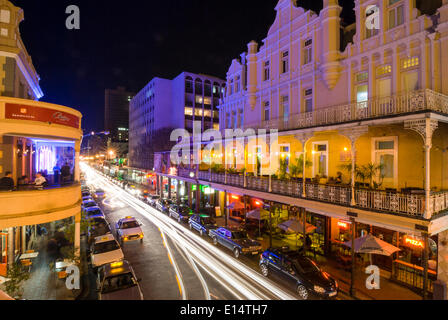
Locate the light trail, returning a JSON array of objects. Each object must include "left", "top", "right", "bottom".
[{"left": 82, "top": 164, "right": 298, "bottom": 300}]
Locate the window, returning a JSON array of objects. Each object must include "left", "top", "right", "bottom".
[
  {"left": 373, "top": 137, "right": 397, "bottom": 186},
  {"left": 236, "top": 76, "right": 241, "bottom": 92},
  {"left": 226, "top": 113, "right": 231, "bottom": 128},
  {"left": 357, "top": 85, "right": 369, "bottom": 107},
  {"left": 230, "top": 79, "right": 234, "bottom": 95},
  {"left": 402, "top": 71, "right": 419, "bottom": 92},
  {"left": 203, "top": 97, "right": 212, "bottom": 105},
  {"left": 195, "top": 95, "right": 204, "bottom": 104},
  {"left": 264, "top": 101, "right": 270, "bottom": 121},
  {"left": 281, "top": 95, "right": 289, "bottom": 122},
  {"left": 232, "top": 111, "right": 237, "bottom": 129},
  {"left": 304, "top": 89, "right": 313, "bottom": 113},
  {"left": 402, "top": 57, "right": 419, "bottom": 70},
  {"left": 237, "top": 109, "right": 243, "bottom": 128},
  {"left": 312, "top": 142, "right": 328, "bottom": 177},
  {"left": 280, "top": 145, "right": 290, "bottom": 172},
  {"left": 281, "top": 51, "right": 289, "bottom": 74},
  {"left": 264, "top": 61, "right": 270, "bottom": 81},
  {"left": 185, "top": 107, "right": 193, "bottom": 116},
  {"left": 356, "top": 72, "right": 369, "bottom": 83},
  {"left": 0, "top": 10, "right": 10, "bottom": 23},
  {"left": 303, "top": 39, "right": 313, "bottom": 65},
  {"left": 366, "top": 7, "right": 379, "bottom": 38},
  {"left": 376, "top": 65, "right": 392, "bottom": 77},
  {"left": 389, "top": 3, "right": 404, "bottom": 30}
]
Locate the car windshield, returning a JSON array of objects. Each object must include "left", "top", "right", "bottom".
[
  {"left": 293, "top": 258, "right": 321, "bottom": 274},
  {"left": 96, "top": 190, "right": 105, "bottom": 193},
  {"left": 90, "top": 224, "right": 111, "bottom": 237},
  {"left": 101, "top": 272, "right": 137, "bottom": 294},
  {"left": 121, "top": 221, "right": 139, "bottom": 229},
  {"left": 85, "top": 202, "right": 97, "bottom": 207},
  {"left": 93, "top": 240, "right": 120, "bottom": 254},
  {"left": 87, "top": 210, "right": 102, "bottom": 217},
  {"left": 232, "top": 231, "right": 248, "bottom": 239}
]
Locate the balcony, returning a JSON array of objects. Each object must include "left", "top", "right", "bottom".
[
  {"left": 244, "top": 89, "right": 448, "bottom": 132},
  {"left": 183, "top": 170, "right": 448, "bottom": 219},
  {"left": 0, "top": 184, "right": 82, "bottom": 228}
]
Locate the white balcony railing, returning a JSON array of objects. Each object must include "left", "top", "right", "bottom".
[{"left": 243, "top": 89, "right": 448, "bottom": 131}]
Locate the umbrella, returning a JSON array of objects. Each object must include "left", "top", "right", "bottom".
[
  {"left": 227, "top": 201, "right": 245, "bottom": 210},
  {"left": 246, "top": 208, "right": 270, "bottom": 237},
  {"left": 344, "top": 233, "right": 401, "bottom": 266},
  {"left": 278, "top": 219, "right": 316, "bottom": 234},
  {"left": 0, "top": 290, "right": 14, "bottom": 301}
]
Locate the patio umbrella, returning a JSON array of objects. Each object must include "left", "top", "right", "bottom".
[
  {"left": 278, "top": 219, "right": 317, "bottom": 249},
  {"left": 343, "top": 233, "right": 401, "bottom": 265},
  {"left": 0, "top": 290, "right": 14, "bottom": 300},
  {"left": 226, "top": 201, "right": 245, "bottom": 210},
  {"left": 246, "top": 208, "right": 270, "bottom": 236}
]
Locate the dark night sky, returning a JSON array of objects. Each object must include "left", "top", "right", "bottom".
[{"left": 10, "top": 0, "right": 355, "bottom": 133}]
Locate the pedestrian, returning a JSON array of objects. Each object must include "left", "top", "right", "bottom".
[
  {"left": 0, "top": 172, "right": 15, "bottom": 191},
  {"left": 53, "top": 164, "right": 61, "bottom": 185},
  {"left": 34, "top": 172, "right": 47, "bottom": 190},
  {"left": 61, "top": 162, "right": 71, "bottom": 184}
]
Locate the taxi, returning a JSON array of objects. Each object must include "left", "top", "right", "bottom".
[
  {"left": 115, "top": 216, "right": 144, "bottom": 244},
  {"left": 90, "top": 234, "right": 124, "bottom": 270},
  {"left": 97, "top": 260, "right": 144, "bottom": 300}
]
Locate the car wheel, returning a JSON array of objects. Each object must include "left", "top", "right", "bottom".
[
  {"left": 260, "top": 264, "right": 269, "bottom": 277},
  {"left": 297, "top": 285, "right": 309, "bottom": 300},
  {"left": 212, "top": 237, "right": 218, "bottom": 245},
  {"left": 233, "top": 248, "right": 240, "bottom": 259}
]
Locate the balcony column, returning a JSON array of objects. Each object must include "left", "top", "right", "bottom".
[
  {"left": 244, "top": 138, "right": 247, "bottom": 188},
  {"left": 168, "top": 178, "right": 172, "bottom": 199},
  {"left": 74, "top": 141, "right": 81, "bottom": 183},
  {"left": 339, "top": 126, "right": 369, "bottom": 206},
  {"left": 74, "top": 211, "right": 81, "bottom": 259},
  {"left": 295, "top": 133, "right": 314, "bottom": 198},
  {"left": 405, "top": 119, "right": 438, "bottom": 219}
]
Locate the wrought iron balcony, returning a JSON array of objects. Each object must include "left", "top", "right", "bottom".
[{"left": 243, "top": 89, "right": 448, "bottom": 131}]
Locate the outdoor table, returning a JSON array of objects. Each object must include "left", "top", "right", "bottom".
[
  {"left": 55, "top": 259, "right": 75, "bottom": 272},
  {"left": 19, "top": 252, "right": 39, "bottom": 260}
]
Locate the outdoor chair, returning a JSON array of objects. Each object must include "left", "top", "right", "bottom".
[{"left": 20, "top": 259, "right": 32, "bottom": 272}]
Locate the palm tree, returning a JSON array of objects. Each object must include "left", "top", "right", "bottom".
[{"left": 289, "top": 155, "right": 312, "bottom": 178}]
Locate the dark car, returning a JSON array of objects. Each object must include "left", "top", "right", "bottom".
[
  {"left": 88, "top": 217, "right": 111, "bottom": 244},
  {"left": 82, "top": 200, "right": 98, "bottom": 212},
  {"left": 188, "top": 214, "right": 217, "bottom": 237},
  {"left": 169, "top": 204, "right": 193, "bottom": 223},
  {"left": 147, "top": 195, "right": 160, "bottom": 207},
  {"left": 84, "top": 207, "right": 106, "bottom": 220},
  {"left": 259, "top": 248, "right": 338, "bottom": 300},
  {"left": 156, "top": 198, "right": 174, "bottom": 213},
  {"left": 209, "top": 227, "right": 263, "bottom": 258}
]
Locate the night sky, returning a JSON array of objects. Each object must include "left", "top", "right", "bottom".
[{"left": 11, "top": 0, "right": 355, "bottom": 133}]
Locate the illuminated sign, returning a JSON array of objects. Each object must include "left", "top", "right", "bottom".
[
  {"left": 337, "top": 221, "right": 350, "bottom": 229},
  {"left": 5, "top": 103, "right": 80, "bottom": 129},
  {"left": 231, "top": 195, "right": 240, "bottom": 200},
  {"left": 405, "top": 237, "right": 424, "bottom": 248}
]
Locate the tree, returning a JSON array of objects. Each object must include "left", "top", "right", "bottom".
[{"left": 289, "top": 155, "right": 312, "bottom": 178}]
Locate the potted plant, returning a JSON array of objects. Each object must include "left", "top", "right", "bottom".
[{"left": 289, "top": 155, "right": 312, "bottom": 180}]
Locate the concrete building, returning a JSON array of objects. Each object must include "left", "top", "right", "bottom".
[
  {"left": 0, "top": 0, "right": 82, "bottom": 278},
  {"left": 129, "top": 72, "right": 226, "bottom": 170},
  {"left": 105, "top": 86, "right": 134, "bottom": 142},
  {"left": 156, "top": 0, "right": 448, "bottom": 298}
]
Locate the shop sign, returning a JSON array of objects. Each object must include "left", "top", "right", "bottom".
[
  {"left": 5, "top": 103, "right": 80, "bottom": 129},
  {"left": 337, "top": 221, "right": 351, "bottom": 229},
  {"left": 404, "top": 236, "right": 424, "bottom": 248}
]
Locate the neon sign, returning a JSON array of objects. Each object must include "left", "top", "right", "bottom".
[
  {"left": 405, "top": 237, "right": 424, "bottom": 248},
  {"left": 337, "top": 221, "right": 350, "bottom": 229}
]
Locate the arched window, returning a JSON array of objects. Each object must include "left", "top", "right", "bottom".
[
  {"left": 195, "top": 79, "right": 203, "bottom": 94},
  {"left": 204, "top": 80, "right": 212, "bottom": 96}
]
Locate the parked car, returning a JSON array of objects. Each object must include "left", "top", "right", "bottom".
[
  {"left": 88, "top": 217, "right": 111, "bottom": 245},
  {"left": 84, "top": 207, "right": 105, "bottom": 220},
  {"left": 82, "top": 200, "right": 99, "bottom": 212},
  {"left": 97, "top": 260, "right": 144, "bottom": 300},
  {"left": 156, "top": 198, "right": 174, "bottom": 213},
  {"left": 169, "top": 204, "right": 193, "bottom": 223},
  {"left": 188, "top": 214, "right": 217, "bottom": 237},
  {"left": 147, "top": 195, "right": 160, "bottom": 207},
  {"left": 83, "top": 195, "right": 94, "bottom": 202},
  {"left": 90, "top": 234, "right": 124, "bottom": 270},
  {"left": 209, "top": 227, "right": 263, "bottom": 258},
  {"left": 259, "top": 247, "right": 338, "bottom": 300},
  {"left": 115, "top": 216, "right": 144, "bottom": 244}
]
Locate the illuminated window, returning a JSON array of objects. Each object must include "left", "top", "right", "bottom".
[
  {"left": 264, "top": 61, "right": 270, "bottom": 81},
  {"left": 237, "top": 109, "right": 243, "bottom": 128},
  {"left": 282, "top": 95, "right": 289, "bottom": 122},
  {"left": 303, "top": 39, "right": 313, "bottom": 65},
  {"left": 203, "top": 109, "right": 212, "bottom": 118},
  {"left": 229, "top": 79, "right": 234, "bottom": 95},
  {"left": 195, "top": 109, "right": 203, "bottom": 117},
  {"left": 195, "top": 95, "right": 204, "bottom": 104},
  {"left": 402, "top": 57, "right": 419, "bottom": 69},
  {"left": 203, "top": 97, "right": 212, "bottom": 105},
  {"left": 281, "top": 51, "right": 289, "bottom": 73},
  {"left": 185, "top": 107, "right": 193, "bottom": 116},
  {"left": 357, "top": 85, "right": 369, "bottom": 106},
  {"left": 376, "top": 65, "right": 392, "bottom": 77},
  {"left": 374, "top": 138, "right": 397, "bottom": 180}
]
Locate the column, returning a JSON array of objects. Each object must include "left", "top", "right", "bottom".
[
  {"left": 176, "top": 180, "right": 181, "bottom": 206},
  {"left": 21, "top": 226, "right": 26, "bottom": 253},
  {"left": 405, "top": 119, "right": 438, "bottom": 219},
  {"left": 168, "top": 178, "right": 172, "bottom": 199},
  {"left": 7, "top": 228, "right": 14, "bottom": 267},
  {"left": 156, "top": 175, "right": 160, "bottom": 195},
  {"left": 350, "top": 142, "right": 357, "bottom": 206},
  {"left": 188, "top": 182, "right": 192, "bottom": 208},
  {"left": 295, "top": 133, "right": 314, "bottom": 198},
  {"left": 422, "top": 232, "right": 429, "bottom": 300},
  {"left": 75, "top": 212, "right": 81, "bottom": 260},
  {"left": 74, "top": 141, "right": 81, "bottom": 183}
]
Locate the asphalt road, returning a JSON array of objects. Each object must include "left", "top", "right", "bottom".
[{"left": 82, "top": 164, "right": 335, "bottom": 300}]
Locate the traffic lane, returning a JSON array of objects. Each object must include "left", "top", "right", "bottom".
[{"left": 101, "top": 202, "right": 181, "bottom": 300}]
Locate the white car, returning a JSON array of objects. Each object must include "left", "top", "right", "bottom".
[
  {"left": 115, "top": 217, "right": 144, "bottom": 244},
  {"left": 90, "top": 234, "right": 124, "bottom": 269}
]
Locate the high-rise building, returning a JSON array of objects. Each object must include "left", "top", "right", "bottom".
[
  {"left": 129, "top": 72, "right": 226, "bottom": 170},
  {"left": 104, "top": 86, "right": 134, "bottom": 142}
]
